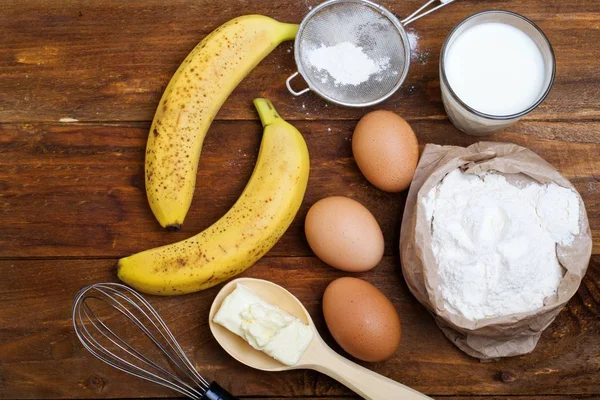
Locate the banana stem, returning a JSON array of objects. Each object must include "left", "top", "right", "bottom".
[
  {"left": 253, "top": 98, "right": 282, "bottom": 127},
  {"left": 278, "top": 23, "right": 299, "bottom": 41}
]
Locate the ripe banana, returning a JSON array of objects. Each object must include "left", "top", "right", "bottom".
[
  {"left": 146, "top": 15, "right": 299, "bottom": 230},
  {"left": 118, "top": 99, "right": 310, "bottom": 295}
]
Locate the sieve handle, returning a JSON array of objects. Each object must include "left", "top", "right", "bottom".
[
  {"left": 286, "top": 72, "right": 311, "bottom": 96},
  {"left": 402, "top": 0, "right": 457, "bottom": 26}
]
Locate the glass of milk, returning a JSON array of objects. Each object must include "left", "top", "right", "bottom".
[{"left": 440, "top": 11, "right": 556, "bottom": 136}]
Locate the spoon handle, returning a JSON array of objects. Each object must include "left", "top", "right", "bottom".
[{"left": 310, "top": 341, "right": 431, "bottom": 400}]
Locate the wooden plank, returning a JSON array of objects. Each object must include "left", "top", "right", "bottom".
[
  {"left": 0, "top": 0, "right": 598, "bottom": 123},
  {"left": 0, "top": 120, "right": 598, "bottom": 259},
  {"left": 1, "top": 257, "right": 599, "bottom": 398},
  {"left": 1, "top": 1, "right": 598, "bottom": 400}
]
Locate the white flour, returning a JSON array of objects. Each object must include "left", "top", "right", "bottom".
[
  {"left": 306, "top": 42, "right": 389, "bottom": 86},
  {"left": 407, "top": 29, "right": 419, "bottom": 54},
  {"left": 423, "top": 169, "right": 581, "bottom": 321},
  {"left": 407, "top": 29, "right": 428, "bottom": 64}
]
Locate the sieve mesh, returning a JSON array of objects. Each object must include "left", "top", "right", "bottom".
[{"left": 295, "top": 0, "right": 410, "bottom": 107}]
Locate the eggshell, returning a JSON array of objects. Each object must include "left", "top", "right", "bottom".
[
  {"left": 323, "top": 277, "right": 402, "bottom": 362},
  {"left": 305, "top": 196, "right": 384, "bottom": 272},
  {"left": 352, "top": 110, "right": 419, "bottom": 192}
]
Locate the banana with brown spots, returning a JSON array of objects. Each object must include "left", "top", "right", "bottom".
[
  {"left": 145, "top": 15, "right": 298, "bottom": 230},
  {"left": 118, "top": 99, "right": 309, "bottom": 295}
]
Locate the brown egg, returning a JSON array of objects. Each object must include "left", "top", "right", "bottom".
[
  {"left": 352, "top": 110, "right": 419, "bottom": 192},
  {"left": 305, "top": 196, "right": 384, "bottom": 272},
  {"left": 323, "top": 277, "right": 401, "bottom": 362}
]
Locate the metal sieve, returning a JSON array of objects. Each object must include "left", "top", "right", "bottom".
[{"left": 286, "top": 0, "right": 457, "bottom": 107}]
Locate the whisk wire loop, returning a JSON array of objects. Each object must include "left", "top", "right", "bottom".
[
  {"left": 72, "top": 283, "right": 212, "bottom": 400},
  {"left": 81, "top": 298, "right": 203, "bottom": 399},
  {"left": 93, "top": 287, "right": 196, "bottom": 380}
]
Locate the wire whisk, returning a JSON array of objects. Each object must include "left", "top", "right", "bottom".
[{"left": 72, "top": 282, "right": 237, "bottom": 400}]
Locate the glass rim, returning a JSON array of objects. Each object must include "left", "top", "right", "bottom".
[{"left": 439, "top": 10, "right": 556, "bottom": 120}]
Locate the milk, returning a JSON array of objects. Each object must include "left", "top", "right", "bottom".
[{"left": 444, "top": 22, "right": 546, "bottom": 116}]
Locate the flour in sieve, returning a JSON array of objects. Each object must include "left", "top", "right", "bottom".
[
  {"left": 423, "top": 169, "right": 581, "bottom": 321},
  {"left": 306, "top": 42, "right": 390, "bottom": 86}
]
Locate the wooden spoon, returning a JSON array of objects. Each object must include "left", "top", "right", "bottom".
[{"left": 208, "top": 277, "right": 431, "bottom": 400}]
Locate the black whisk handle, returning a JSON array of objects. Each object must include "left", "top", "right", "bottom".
[{"left": 202, "top": 382, "right": 239, "bottom": 400}]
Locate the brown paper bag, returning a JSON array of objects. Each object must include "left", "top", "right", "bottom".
[{"left": 400, "top": 142, "right": 592, "bottom": 360}]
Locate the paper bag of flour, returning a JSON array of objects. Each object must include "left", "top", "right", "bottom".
[{"left": 400, "top": 142, "right": 592, "bottom": 360}]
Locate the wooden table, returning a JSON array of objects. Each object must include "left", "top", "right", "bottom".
[{"left": 1, "top": 0, "right": 599, "bottom": 399}]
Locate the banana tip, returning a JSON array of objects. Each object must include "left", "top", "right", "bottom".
[{"left": 166, "top": 224, "right": 182, "bottom": 232}]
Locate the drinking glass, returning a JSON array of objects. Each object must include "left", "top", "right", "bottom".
[{"left": 439, "top": 11, "right": 556, "bottom": 136}]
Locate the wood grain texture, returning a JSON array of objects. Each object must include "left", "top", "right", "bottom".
[
  {"left": 0, "top": 120, "right": 598, "bottom": 259},
  {"left": 1, "top": 256, "right": 599, "bottom": 399},
  {"left": 1, "top": 0, "right": 599, "bottom": 398},
  {"left": 0, "top": 0, "right": 598, "bottom": 123}
]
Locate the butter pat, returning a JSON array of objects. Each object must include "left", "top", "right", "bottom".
[{"left": 213, "top": 284, "right": 313, "bottom": 366}]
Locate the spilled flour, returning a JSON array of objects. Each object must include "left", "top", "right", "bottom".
[{"left": 407, "top": 30, "right": 419, "bottom": 53}]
